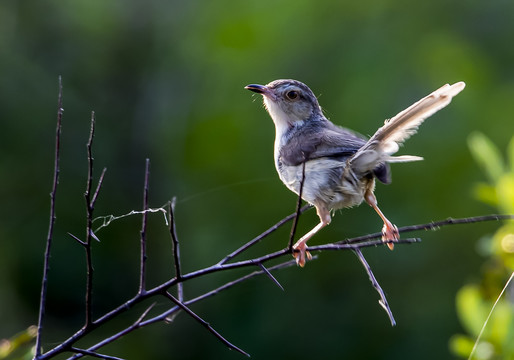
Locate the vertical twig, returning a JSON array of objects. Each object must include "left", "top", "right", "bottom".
[
  {"left": 139, "top": 159, "right": 150, "bottom": 294},
  {"left": 84, "top": 111, "right": 99, "bottom": 327},
  {"left": 35, "top": 76, "right": 63, "bottom": 358},
  {"left": 168, "top": 198, "right": 183, "bottom": 301},
  {"left": 288, "top": 161, "right": 306, "bottom": 249}
]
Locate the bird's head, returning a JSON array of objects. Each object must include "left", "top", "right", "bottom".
[{"left": 245, "top": 79, "right": 322, "bottom": 134}]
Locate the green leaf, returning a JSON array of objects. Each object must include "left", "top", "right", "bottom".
[
  {"left": 468, "top": 132, "right": 505, "bottom": 183},
  {"left": 508, "top": 135, "right": 514, "bottom": 173},
  {"left": 456, "top": 284, "right": 488, "bottom": 337},
  {"left": 472, "top": 183, "right": 498, "bottom": 207},
  {"left": 449, "top": 334, "right": 474, "bottom": 358}
]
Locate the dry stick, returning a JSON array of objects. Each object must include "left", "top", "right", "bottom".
[
  {"left": 168, "top": 198, "right": 183, "bottom": 301},
  {"left": 163, "top": 292, "right": 250, "bottom": 357},
  {"left": 139, "top": 159, "right": 150, "bottom": 294},
  {"left": 84, "top": 112, "right": 108, "bottom": 327},
  {"left": 353, "top": 248, "right": 396, "bottom": 326},
  {"left": 34, "top": 76, "right": 63, "bottom": 358},
  {"left": 73, "top": 260, "right": 299, "bottom": 358},
  {"left": 83, "top": 112, "right": 96, "bottom": 327},
  {"left": 40, "top": 212, "right": 513, "bottom": 360}
]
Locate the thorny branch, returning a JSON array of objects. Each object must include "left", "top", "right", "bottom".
[{"left": 34, "top": 80, "right": 514, "bottom": 360}]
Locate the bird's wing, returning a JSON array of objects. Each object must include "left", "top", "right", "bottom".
[
  {"left": 350, "top": 82, "right": 466, "bottom": 174},
  {"left": 279, "top": 122, "right": 367, "bottom": 166}
]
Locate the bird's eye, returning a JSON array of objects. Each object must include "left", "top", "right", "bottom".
[{"left": 286, "top": 90, "right": 299, "bottom": 100}]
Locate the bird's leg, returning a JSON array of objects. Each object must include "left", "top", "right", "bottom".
[
  {"left": 364, "top": 190, "right": 399, "bottom": 250},
  {"left": 293, "top": 205, "right": 331, "bottom": 267}
]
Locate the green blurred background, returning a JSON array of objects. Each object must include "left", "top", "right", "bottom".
[{"left": 1, "top": 0, "right": 513, "bottom": 359}]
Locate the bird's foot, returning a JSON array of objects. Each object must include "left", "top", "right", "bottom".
[
  {"left": 293, "top": 242, "right": 312, "bottom": 267},
  {"left": 382, "top": 222, "right": 399, "bottom": 250}
]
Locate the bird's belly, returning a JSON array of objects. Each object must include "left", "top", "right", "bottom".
[{"left": 277, "top": 158, "right": 371, "bottom": 210}]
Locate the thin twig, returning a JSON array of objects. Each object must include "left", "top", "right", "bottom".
[
  {"left": 35, "top": 76, "right": 63, "bottom": 358},
  {"left": 84, "top": 111, "right": 97, "bottom": 327},
  {"left": 353, "top": 248, "right": 396, "bottom": 326},
  {"left": 164, "top": 292, "right": 250, "bottom": 357},
  {"left": 139, "top": 159, "right": 150, "bottom": 294},
  {"left": 168, "top": 198, "right": 183, "bottom": 301},
  {"left": 468, "top": 271, "right": 514, "bottom": 360},
  {"left": 288, "top": 161, "right": 306, "bottom": 250}
]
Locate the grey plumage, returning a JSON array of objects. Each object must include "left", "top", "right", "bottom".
[{"left": 246, "top": 79, "right": 465, "bottom": 266}]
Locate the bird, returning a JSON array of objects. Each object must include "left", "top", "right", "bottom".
[{"left": 245, "top": 79, "right": 465, "bottom": 267}]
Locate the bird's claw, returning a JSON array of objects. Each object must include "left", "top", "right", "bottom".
[
  {"left": 293, "top": 242, "right": 312, "bottom": 267},
  {"left": 382, "top": 222, "right": 399, "bottom": 250}
]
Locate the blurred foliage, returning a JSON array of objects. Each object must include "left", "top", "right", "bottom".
[
  {"left": 450, "top": 133, "right": 514, "bottom": 359},
  {"left": 0, "top": 326, "right": 35, "bottom": 360},
  {"left": 1, "top": 0, "right": 514, "bottom": 359}
]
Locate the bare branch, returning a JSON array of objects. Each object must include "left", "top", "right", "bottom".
[
  {"left": 84, "top": 111, "right": 97, "bottom": 327},
  {"left": 168, "top": 198, "right": 183, "bottom": 301},
  {"left": 139, "top": 159, "right": 150, "bottom": 294},
  {"left": 35, "top": 76, "right": 63, "bottom": 357}
]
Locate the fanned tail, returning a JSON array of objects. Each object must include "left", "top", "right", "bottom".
[{"left": 350, "top": 81, "right": 465, "bottom": 174}]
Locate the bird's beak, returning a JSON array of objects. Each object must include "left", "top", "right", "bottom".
[{"left": 245, "top": 84, "right": 277, "bottom": 101}]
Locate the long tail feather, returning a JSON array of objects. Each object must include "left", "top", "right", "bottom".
[{"left": 350, "top": 82, "right": 465, "bottom": 173}]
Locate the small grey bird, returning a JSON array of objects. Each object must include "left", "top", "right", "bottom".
[{"left": 245, "top": 79, "right": 465, "bottom": 266}]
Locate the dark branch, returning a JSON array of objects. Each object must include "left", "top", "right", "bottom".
[
  {"left": 139, "top": 159, "right": 150, "bottom": 294},
  {"left": 35, "top": 76, "right": 63, "bottom": 358},
  {"left": 84, "top": 111, "right": 97, "bottom": 327},
  {"left": 168, "top": 198, "right": 183, "bottom": 301}
]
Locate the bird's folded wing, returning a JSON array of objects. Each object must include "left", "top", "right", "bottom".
[{"left": 279, "top": 125, "right": 367, "bottom": 166}]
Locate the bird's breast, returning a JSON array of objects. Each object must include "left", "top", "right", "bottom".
[{"left": 275, "top": 156, "right": 371, "bottom": 210}]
